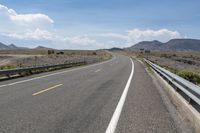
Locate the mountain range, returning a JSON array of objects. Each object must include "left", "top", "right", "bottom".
[
  {"left": 0, "top": 42, "right": 26, "bottom": 50},
  {"left": 0, "top": 42, "right": 53, "bottom": 50},
  {"left": 127, "top": 39, "right": 200, "bottom": 51},
  {"left": 1, "top": 38, "right": 200, "bottom": 51}
]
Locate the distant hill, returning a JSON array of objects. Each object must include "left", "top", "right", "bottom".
[
  {"left": 108, "top": 47, "right": 123, "bottom": 51},
  {"left": 8, "top": 44, "right": 18, "bottom": 49},
  {"left": 0, "top": 42, "right": 24, "bottom": 50},
  {"left": 127, "top": 39, "right": 200, "bottom": 51},
  {"left": 162, "top": 39, "right": 200, "bottom": 51},
  {"left": 34, "top": 46, "right": 54, "bottom": 50},
  {"left": 0, "top": 42, "right": 9, "bottom": 49},
  {"left": 0, "top": 42, "right": 52, "bottom": 50},
  {"left": 128, "top": 40, "right": 163, "bottom": 51}
]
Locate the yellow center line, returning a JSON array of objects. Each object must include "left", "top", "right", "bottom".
[
  {"left": 32, "top": 84, "right": 63, "bottom": 96},
  {"left": 95, "top": 69, "right": 101, "bottom": 73}
]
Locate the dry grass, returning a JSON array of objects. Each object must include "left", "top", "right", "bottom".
[
  {"left": 126, "top": 51, "right": 200, "bottom": 85},
  {"left": 0, "top": 49, "right": 111, "bottom": 69}
]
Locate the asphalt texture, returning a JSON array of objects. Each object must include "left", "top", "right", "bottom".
[
  {"left": 116, "top": 58, "right": 178, "bottom": 133},
  {"left": 0, "top": 54, "right": 179, "bottom": 133}
]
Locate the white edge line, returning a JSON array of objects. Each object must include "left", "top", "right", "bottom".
[
  {"left": 105, "top": 58, "right": 134, "bottom": 133},
  {"left": 0, "top": 56, "right": 116, "bottom": 88},
  {"left": 136, "top": 58, "right": 144, "bottom": 64}
]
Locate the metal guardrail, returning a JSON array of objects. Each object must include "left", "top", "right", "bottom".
[
  {"left": 0, "top": 60, "right": 87, "bottom": 77},
  {"left": 0, "top": 55, "right": 106, "bottom": 77},
  {"left": 144, "top": 58, "right": 200, "bottom": 106}
]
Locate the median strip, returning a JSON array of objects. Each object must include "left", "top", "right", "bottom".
[{"left": 32, "top": 84, "right": 63, "bottom": 96}]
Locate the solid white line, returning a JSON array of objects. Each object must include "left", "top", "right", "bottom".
[
  {"left": 136, "top": 58, "right": 144, "bottom": 64},
  {"left": 0, "top": 56, "right": 116, "bottom": 88},
  {"left": 105, "top": 58, "right": 134, "bottom": 133}
]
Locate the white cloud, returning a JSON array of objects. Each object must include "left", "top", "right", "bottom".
[
  {"left": 96, "top": 29, "right": 181, "bottom": 47},
  {"left": 127, "top": 28, "right": 181, "bottom": 44},
  {"left": 97, "top": 33, "right": 128, "bottom": 40},
  {"left": 64, "top": 29, "right": 181, "bottom": 48},
  {"left": 6, "top": 29, "right": 54, "bottom": 40},
  {"left": 10, "top": 13, "right": 54, "bottom": 24},
  {"left": 0, "top": 4, "right": 53, "bottom": 25},
  {"left": 63, "top": 35, "right": 97, "bottom": 46},
  {"left": 0, "top": 4, "right": 183, "bottom": 49},
  {"left": 0, "top": 4, "right": 54, "bottom": 40}
]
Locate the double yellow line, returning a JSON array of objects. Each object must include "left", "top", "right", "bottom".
[{"left": 32, "top": 84, "right": 63, "bottom": 96}]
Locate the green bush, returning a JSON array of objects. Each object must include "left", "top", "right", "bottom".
[
  {"left": 167, "top": 67, "right": 178, "bottom": 74},
  {"left": 160, "top": 65, "right": 200, "bottom": 85},
  {"left": 177, "top": 70, "right": 200, "bottom": 85},
  {"left": 0, "top": 65, "right": 16, "bottom": 70}
]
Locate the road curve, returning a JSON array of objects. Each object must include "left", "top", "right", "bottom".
[{"left": 0, "top": 54, "right": 178, "bottom": 133}]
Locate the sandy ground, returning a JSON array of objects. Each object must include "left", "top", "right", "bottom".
[
  {"left": 0, "top": 51, "right": 110, "bottom": 68},
  {"left": 148, "top": 55, "right": 200, "bottom": 75},
  {"left": 0, "top": 54, "right": 43, "bottom": 66}
]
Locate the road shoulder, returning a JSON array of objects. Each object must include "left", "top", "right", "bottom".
[
  {"left": 145, "top": 60, "right": 196, "bottom": 133},
  {"left": 116, "top": 58, "right": 180, "bottom": 133}
]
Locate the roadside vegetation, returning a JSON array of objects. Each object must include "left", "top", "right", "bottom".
[
  {"left": 0, "top": 64, "right": 16, "bottom": 70},
  {"left": 0, "top": 49, "right": 112, "bottom": 80},
  {"left": 125, "top": 50, "right": 200, "bottom": 86},
  {"left": 162, "top": 65, "right": 200, "bottom": 85},
  {"left": 0, "top": 49, "right": 111, "bottom": 69}
]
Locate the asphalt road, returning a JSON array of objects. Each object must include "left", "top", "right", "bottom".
[{"left": 0, "top": 54, "right": 179, "bottom": 133}]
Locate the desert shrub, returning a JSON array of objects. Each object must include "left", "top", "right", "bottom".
[
  {"left": 160, "top": 54, "right": 168, "bottom": 58},
  {"left": 162, "top": 65, "right": 178, "bottom": 74},
  {"left": 172, "top": 54, "right": 176, "bottom": 57},
  {"left": 47, "top": 50, "right": 55, "bottom": 55},
  {"left": 169, "top": 68, "right": 178, "bottom": 74},
  {"left": 0, "top": 65, "right": 16, "bottom": 70},
  {"left": 161, "top": 66, "right": 200, "bottom": 84},
  {"left": 92, "top": 52, "right": 97, "bottom": 55},
  {"left": 177, "top": 70, "right": 200, "bottom": 85}
]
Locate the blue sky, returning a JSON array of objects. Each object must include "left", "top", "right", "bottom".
[{"left": 0, "top": 0, "right": 199, "bottom": 49}]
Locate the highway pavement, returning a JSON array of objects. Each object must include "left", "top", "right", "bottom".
[{"left": 0, "top": 54, "right": 179, "bottom": 133}]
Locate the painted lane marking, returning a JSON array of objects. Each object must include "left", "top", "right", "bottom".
[
  {"left": 0, "top": 56, "right": 116, "bottom": 88},
  {"left": 32, "top": 84, "right": 63, "bottom": 96},
  {"left": 95, "top": 69, "right": 102, "bottom": 73},
  {"left": 136, "top": 59, "right": 144, "bottom": 64},
  {"left": 105, "top": 58, "right": 134, "bottom": 133}
]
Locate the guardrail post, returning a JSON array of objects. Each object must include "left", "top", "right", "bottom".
[
  {"left": 174, "top": 86, "right": 179, "bottom": 91},
  {"left": 188, "top": 97, "right": 191, "bottom": 104},
  {"left": 6, "top": 74, "right": 10, "bottom": 78}
]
